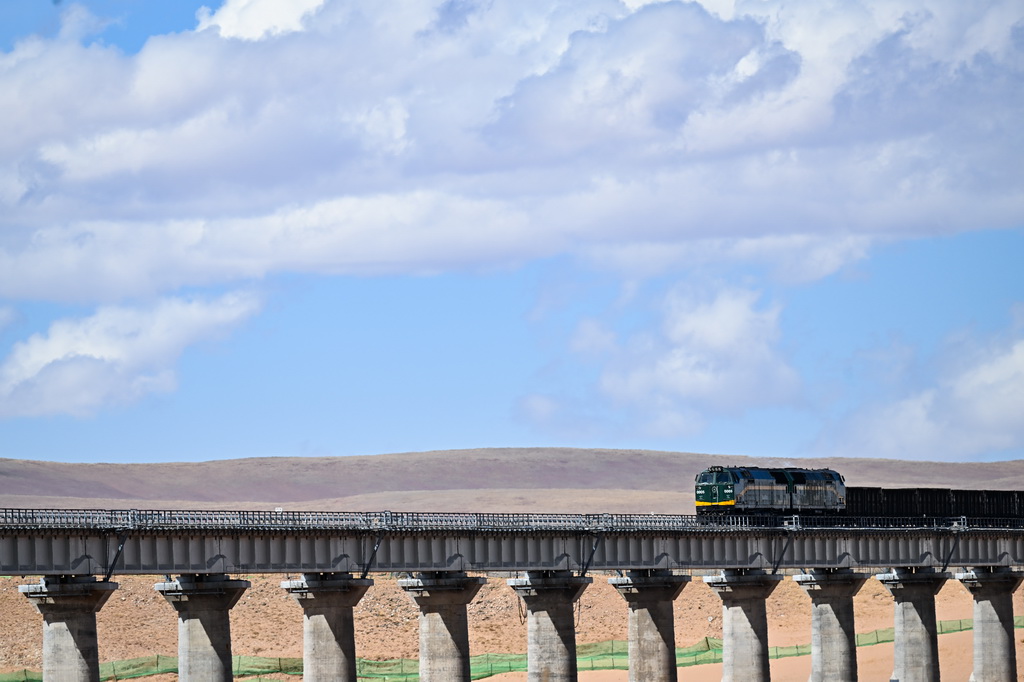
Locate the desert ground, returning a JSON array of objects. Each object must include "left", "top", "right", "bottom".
[{"left": 2, "top": 448, "right": 1023, "bottom": 680}]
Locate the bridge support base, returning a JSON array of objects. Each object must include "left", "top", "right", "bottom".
[
  {"left": 399, "top": 572, "right": 486, "bottom": 682},
  {"left": 509, "top": 570, "right": 592, "bottom": 682},
  {"left": 282, "top": 572, "right": 373, "bottom": 682},
  {"left": 876, "top": 567, "right": 948, "bottom": 682},
  {"left": 704, "top": 569, "right": 783, "bottom": 682},
  {"left": 20, "top": 576, "right": 118, "bottom": 682},
  {"left": 609, "top": 570, "right": 689, "bottom": 682},
  {"left": 155, "top": 574, "right": 250, "bottom": 682},
  {"left": 794, "top": 569, "right": 868, "bottom": 682},
  {"left": 955, "top": 567, "right": 1023, "bottom": 682}
]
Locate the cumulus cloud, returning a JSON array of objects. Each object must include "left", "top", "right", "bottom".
[
  {"left": 819, "top": 332, "right": 1024, "bottom": 461},
  {"left": 1, "top": 0, "right": 1021, "bottom": 426},
  {"left": 0, "top": 293, "right": 261, "bottom": 417},
  {"left": 0, "top": 0, "right": 1020, "bottom": 303},
  {"left": 197, "top": 0, "right": 326, "bottom": 40},
  {"left": 574, "top": 286, "right": 799, "bottom": 437}
]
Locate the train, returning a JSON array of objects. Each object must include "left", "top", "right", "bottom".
[{"left": 694, "top": 465, "right": 1024, "bottom": 518}]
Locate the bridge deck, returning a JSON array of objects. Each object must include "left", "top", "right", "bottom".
[{"left": 2, "top": 509, "right": 1023, "bottom": 576}]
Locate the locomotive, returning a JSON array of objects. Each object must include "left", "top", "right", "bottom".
[
  {"left": 695, "top": 465, "right": 846, "bottom": 515},
  {"left": 694, "top": 465, "right": 1024, "bottom": 518}
]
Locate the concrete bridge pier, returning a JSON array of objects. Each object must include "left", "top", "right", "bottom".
[
  {"left": 19, "top": 576, "right": 118, "bottom": 682},
  {"left": 955, "top": 567, "right": 1023, "bottom": 682},
  {"left": 154, "top": 573, "right": 250, "bottom": 682},
  {"left": 876, "top": 567, "right": 948, "bottom": 682},
  {"left": 608, "top": 570, "right": 690, "bottom": 682},
  {"left": 399, "top": 571, "right": 486, "bottom": 682},
  {"left": 508, "top": 570, "right": 592, "bottom": 682},
  {"left": 282, "top": 572, "right": 373, "bottom": 682},
  {"left": 704, "top": 569, "right": 783, "bottom": 682},
  {"left": 793, "top": 568, "right": 869, "bottom": 682}
]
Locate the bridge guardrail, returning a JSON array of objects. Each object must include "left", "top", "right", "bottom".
[
  {"left": 0, "top": 509, "right": 740, "bottom": 532},
  {"left": 1, "top": 508, "right": 1022, "bottom": 533}
]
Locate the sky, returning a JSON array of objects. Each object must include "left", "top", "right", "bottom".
[{"left": 0, "top": 0, "right": 1022, "bottom": 464}]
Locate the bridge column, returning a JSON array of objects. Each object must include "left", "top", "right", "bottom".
[
  {"left": 793, "top": 569, "right": 869, "bottom": 682},
  {"left": 508, "top": 570, "right": 592, "bottom": 682},
  {"left": 398, "top": 572, "right": 486, "bottom": 682},
  {"left": 703, "top": 569, "right": 783, "bottom": 682},
  {"left": 876, "top": 567, "right": 948, "bottom": 682},
  {"left": 19, "top": 576, "right": 118, "bottom": 682},
  {"left": 609, "top": 570, "right": 690, "bottom": 682},
  {"left": 282, "top": 572, "right": 373, "bottom": 682},
  {"left": 154, "top": 573, "right": 250, "bottom": 682},
  {"left": 955, "top": 567, "right": 1023, "bottom": 682}
]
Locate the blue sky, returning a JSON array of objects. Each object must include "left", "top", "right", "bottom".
[{"left": 1, "top": 0, "right": 1022, "bottom": 463}]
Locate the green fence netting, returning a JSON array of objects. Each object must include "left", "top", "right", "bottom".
[{"left": 1, "top": 617, "right": 1016, "bottom": 682}]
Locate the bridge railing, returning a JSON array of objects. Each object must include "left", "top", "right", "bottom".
[
  {"left": 1, "top": 508, "right": 1021, "bottom": 532},
  {"left": 0, "top": 508, "right": 758, "bottom": 532}
]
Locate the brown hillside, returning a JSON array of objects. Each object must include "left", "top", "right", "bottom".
[{"left": 1, "top": 448, "right": 1022, "bottom": 511}]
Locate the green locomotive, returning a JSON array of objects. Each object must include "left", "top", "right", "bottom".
[{"left": 695, "top": 465, "right": 846, "bottom": 515}]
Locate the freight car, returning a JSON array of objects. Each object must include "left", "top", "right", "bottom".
[
  {"left": 845, "top": 487, "right": 1024, "bottom": 518},
  {"left": 694, "top": 465, "right": 1024, "bottom": 518}
]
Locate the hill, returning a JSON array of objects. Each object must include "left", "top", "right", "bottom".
[{"left": 2, "top": 448, "right": 1022, "bottom": 512}]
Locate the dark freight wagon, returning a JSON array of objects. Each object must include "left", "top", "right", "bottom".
[{"left": 845, "top": 487, "right": 1024, "bottom": 518}]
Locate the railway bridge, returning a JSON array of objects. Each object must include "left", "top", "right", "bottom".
[{"left": 3, "top": 508, "right": 1024, "bottom": 682}]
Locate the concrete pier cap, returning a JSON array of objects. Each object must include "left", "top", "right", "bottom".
[
  {"left": 608, "top": 569, "right": 690, "bottom": 600},
  {"left": 397, "top": 571, "right": 487, "bottom": 603},
  {"left": 507, "top": 570, "right": 593, "bottom": 601},
  {"left": 703, "top": 568, "right": 784, "bottom": 601},
  {"left": 19, "top": 574, "right": 119, "bottom": 609},
  {"left": 281, "top": 571, "right": 373, "bottom": 606}
]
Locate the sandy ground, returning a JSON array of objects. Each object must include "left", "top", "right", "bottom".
[{"left": 2, "top": 571, "right": 1023, "bottom": 680}]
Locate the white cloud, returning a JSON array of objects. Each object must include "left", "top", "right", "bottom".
[
  {"left": 0, "top": 293, "right": 261, "bottom": 417},
  {"left": 593, "top": 286, "right": 799, "bottom": 435},
  {"left": 196, "top": 0, "right": 326, "bottom": 40},
  {"left": 820, "top": 335, "right": 1024, "bottom": 461},
  {"left": 0, "top": 0, "right": 1020, "bottom": 303},
  {"left": 0, "top": 192, "right": 542, "bottom": 301}
]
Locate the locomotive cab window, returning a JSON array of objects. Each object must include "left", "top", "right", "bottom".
[{"left": 696, "top": 471, "right": 736, "bottom": 484}]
